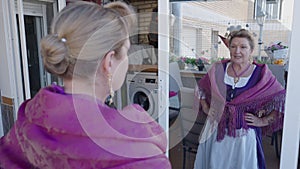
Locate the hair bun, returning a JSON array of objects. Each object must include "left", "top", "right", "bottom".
[{"left": 40, "top": 34, "right": 70, "bottom": 76}]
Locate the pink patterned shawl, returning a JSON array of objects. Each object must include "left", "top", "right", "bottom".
[
  {"left": 198, "top": 60, "right": 285, "bottom": 141},
  {"left": 0, "top": 85, "right": 171, "bottom": 169}
]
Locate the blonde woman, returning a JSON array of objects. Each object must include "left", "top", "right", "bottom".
[{"left": 0, "top": 1, "right": 171, "bottom": 169}]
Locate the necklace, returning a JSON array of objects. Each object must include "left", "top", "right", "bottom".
[{"left": 231, "top": 63, "right": 251, "bottom": 84}]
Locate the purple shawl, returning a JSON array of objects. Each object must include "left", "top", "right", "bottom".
[
  {"left": 198, "top": 60, "right": 285, "bottom": 141},
  {"left": 0, "top": 85, "right": 171, "bottom": 169}
]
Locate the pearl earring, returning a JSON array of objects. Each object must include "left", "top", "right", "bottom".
[{"left": 105, "top": 73, "right": 115, "bottom": 107}]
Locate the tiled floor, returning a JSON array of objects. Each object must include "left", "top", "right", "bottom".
[
  {"left": 263, "top": 133, "right": 281, "bottom": 169},
  {"left": 169, "top": 130, "right": 291, "bottom": 169}
]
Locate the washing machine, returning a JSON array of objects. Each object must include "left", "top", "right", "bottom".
[{"left": 126, "top": 72, "right": 158, "bottom": 120}]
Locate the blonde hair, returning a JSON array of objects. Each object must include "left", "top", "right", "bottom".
[
  {"left": 41, "top": 1, "right": 136, "bottom": 79},
  {"left": 228, "top": 29, "right": 255, "bottom": 51}
]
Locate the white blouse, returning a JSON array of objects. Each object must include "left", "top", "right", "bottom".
[
  {"left": 224, "top": 62, "right": 256, "bottom": 89},
  {"left": 196, "top": 62, "right": 256, "bottom": 99}
]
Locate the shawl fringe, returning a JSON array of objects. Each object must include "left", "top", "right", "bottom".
[{"left": 217, "top": 90, "right": 285, "bottom": 141}]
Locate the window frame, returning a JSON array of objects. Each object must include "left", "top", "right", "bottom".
[{"left": 255, "top": 0, "right": 283, "bottom": 21}]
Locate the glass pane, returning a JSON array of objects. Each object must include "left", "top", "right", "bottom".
[
  {"left": 16, "top": 1, "right": 60, "bottom": 97},
  {"left": 168, "top": 1, "right": 292, "bottom": 168},
  {"left": 24, "top": 15, "right": 42, "bottom": 97}
]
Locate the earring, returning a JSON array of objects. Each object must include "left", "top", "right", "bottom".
[
  {"left": 105, "top": 73, "right": 115, "bottom": 107},
  {"left": 249, "top": 56, "right": 253, "bottom": 64}
]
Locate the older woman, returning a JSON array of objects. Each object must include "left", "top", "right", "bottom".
[
  {"left": 0, "top": 1, "right": 171, "bottom": 169},
  {"left": 194, "top": 29, "right": 285, "bottom": 169}
]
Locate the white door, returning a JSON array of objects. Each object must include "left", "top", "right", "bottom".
[{"left": 14, "top": 0, "right": 60, "bottom": 99}]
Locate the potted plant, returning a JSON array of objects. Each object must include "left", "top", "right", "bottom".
[
  {"left": 178, "top": 56, "right": 207, "bottom": 71},
  {"left": 264, "top": 42, "right": 288, "bottom": 65},
  {"left": 266, "top": 42, "right": 288, "bottom": 52},
  {"left": 195, "top": 58, "right": 205, "bottom": 71}
]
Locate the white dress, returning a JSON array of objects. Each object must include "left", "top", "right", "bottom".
[{"left": 194, "top": 63, "right": 259, "bottom": 169}]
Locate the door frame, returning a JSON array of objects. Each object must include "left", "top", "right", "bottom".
[{"left": 12, "top": 0, "right": 65, "bottom": 102}]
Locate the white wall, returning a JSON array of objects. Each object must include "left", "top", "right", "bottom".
[
  {"left": 0, "top": 0, "right": 17, "bottom": 137},
  {"left": 181, "top": 26, "right": 197, "bottom": 57},
  {"left": 280, "top": 0, "right": 300, "bottom": 168},
  {"left": 181, "top": 2, "right": 232, "bottom": 24},
  {"left": 158, "top": 0, "right": 170, "bottom": 156},
  {"left": 281, "top": 0, "right": 295, "bottom": 29},
  {"left": 0, "top": 1, "right": 16, "bottom": 99}
]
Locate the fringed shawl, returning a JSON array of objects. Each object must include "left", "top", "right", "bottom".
[
  {"left": 198, "top": 60, "right": 285, "bottom": 141},
  {"left": 0, "top": 85, "right": 171, "bottom": 169}
]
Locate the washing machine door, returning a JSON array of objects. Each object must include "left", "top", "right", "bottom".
[{"left": 130, "top": 87, "right": 158, "bottom": 120}]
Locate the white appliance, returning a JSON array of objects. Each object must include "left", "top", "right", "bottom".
[{"left": 126, "top": 72, "right": 158, "bottom": 120}]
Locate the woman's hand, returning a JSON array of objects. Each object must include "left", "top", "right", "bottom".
[
  {"left": 245, "top": 113, "right": 268, "bottom": 127},
  {"left": 200, "top": 99, "right": 210, "bottom": 115}
]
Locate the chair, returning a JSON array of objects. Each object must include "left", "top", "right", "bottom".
[
  {"left": 169, "top": 62, "right": 184, "bottom": 100},
  {"left": 169, "top": 62, "right": 195, "bottom": 110},
  {"left": 169, "top": 62, "right": 206, "bottom": 168},
  {"left": 267, "top": 64, "right": 285, "bottom": 159},
  {"left": 179, "top": 108, "right": 205, "bottom": 169},
  {"left": 271, "top": 131, "right": 281, "bottom": 159}
]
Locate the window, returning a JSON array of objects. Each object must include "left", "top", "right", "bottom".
[
  {"left": 265, "top": 0, "right": 282, "bottom": 20},
  {"left": 181, "top": 26, "right": 197, "bottom": 57},
  {"left": 211, "top": 30, "right": 219, "bottom": 58},
  {"left": 255, "top": 0, "right": 282, "bottom": 20},
  {"left": 196, "top": 28, "right": 202, "bottom": 57}
]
